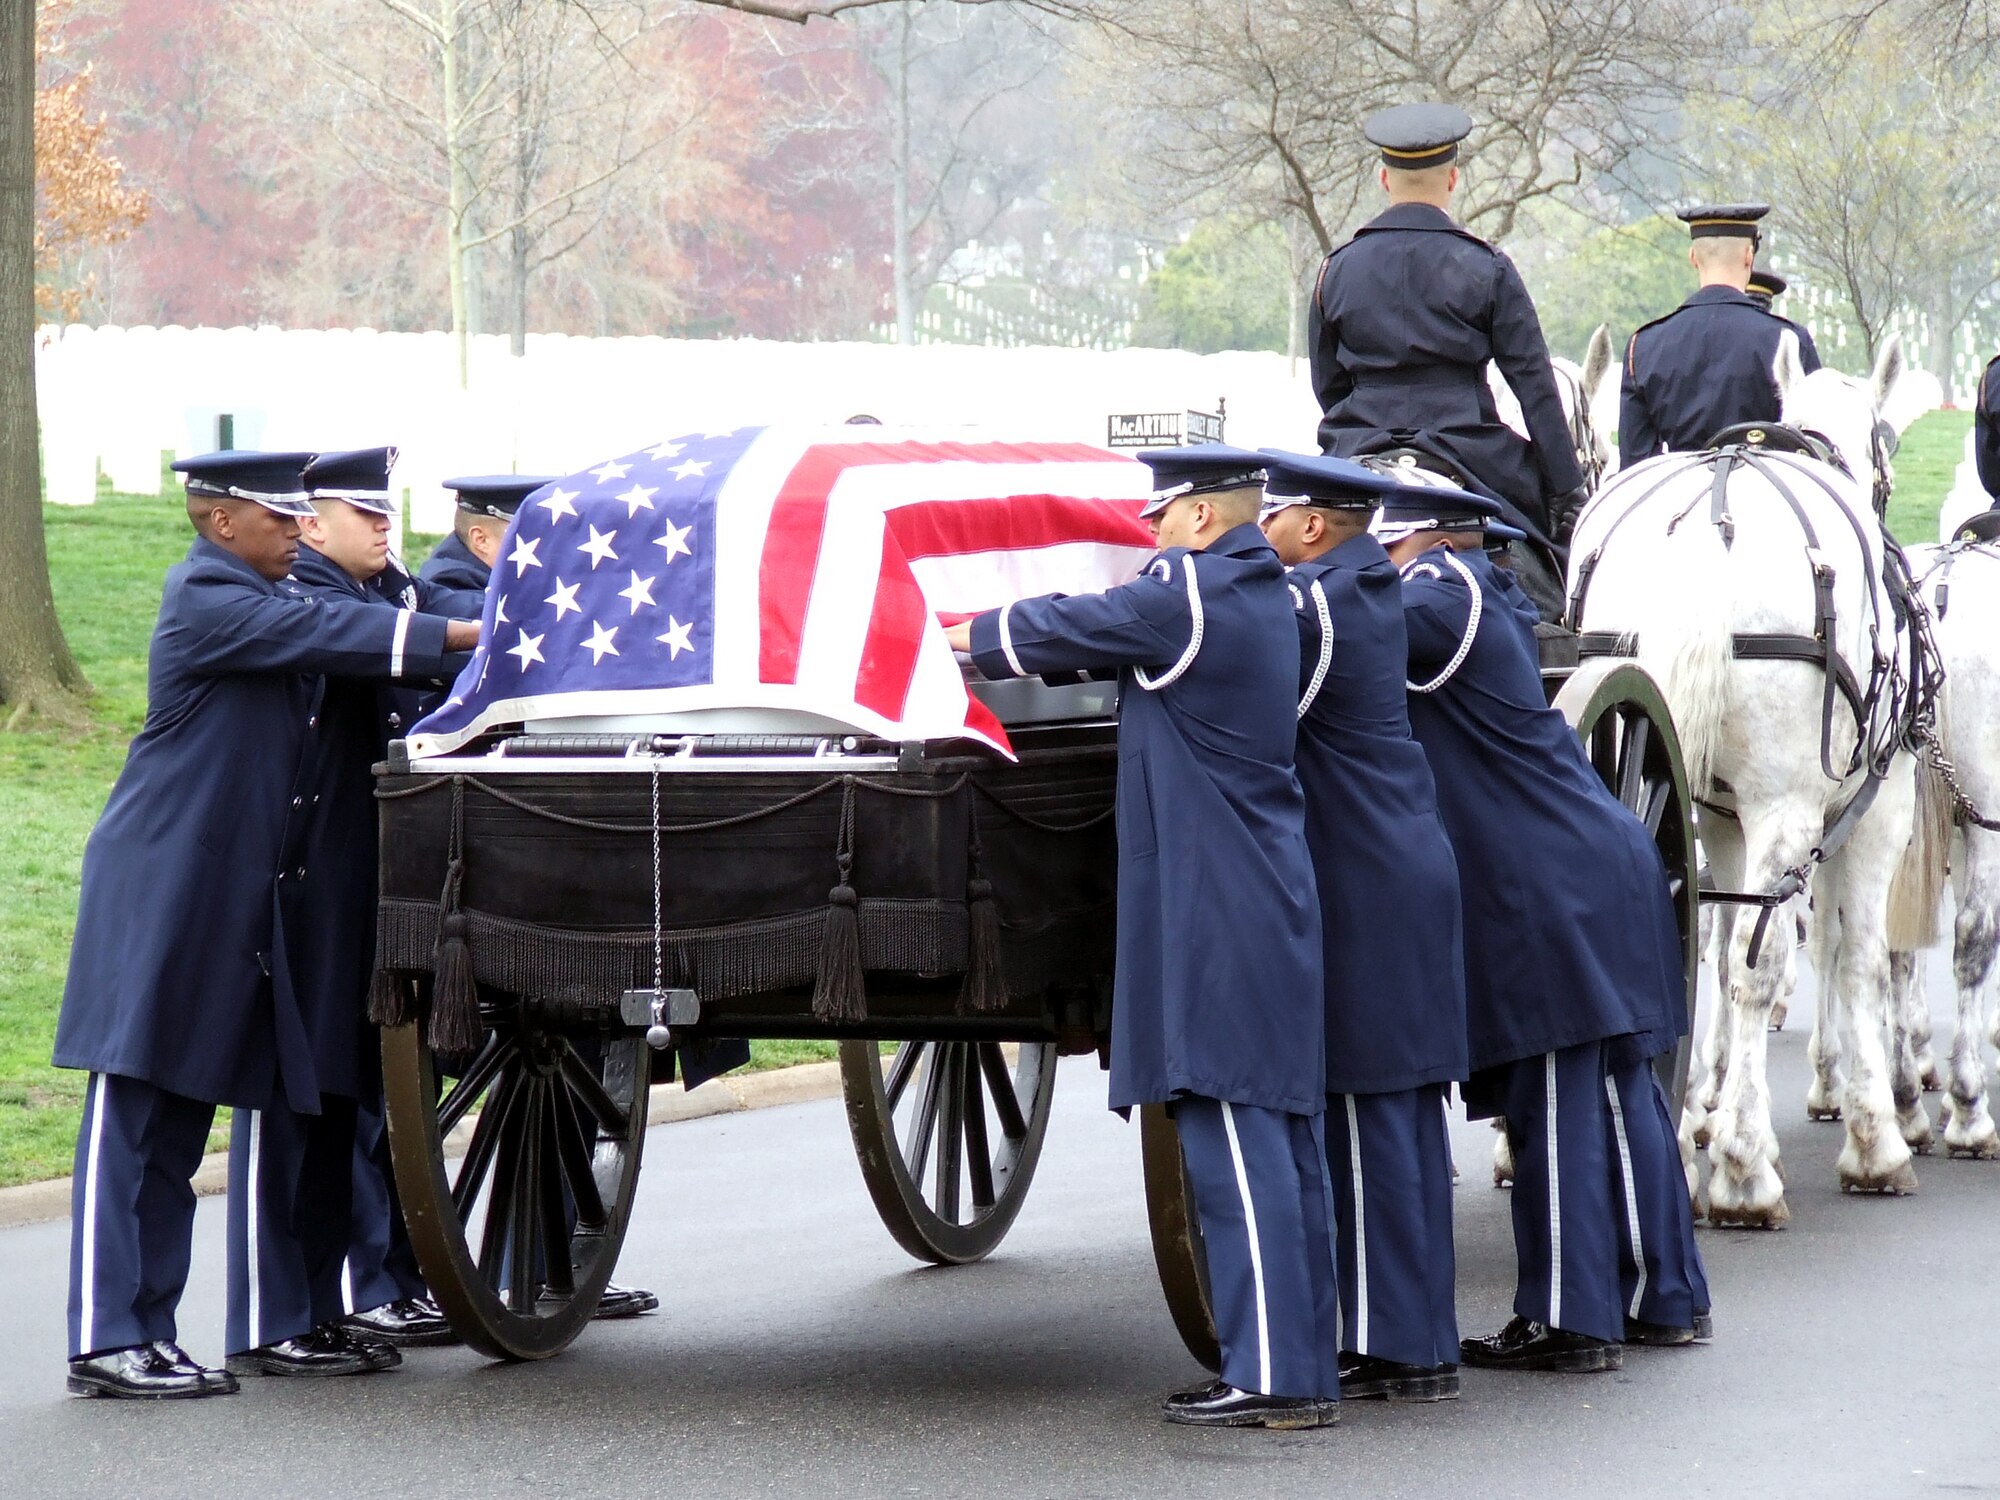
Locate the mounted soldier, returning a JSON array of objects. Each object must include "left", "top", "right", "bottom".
[
  {"left": 1308, "top": 102, "right": 1588, "bottom": 623},
  {"left": 1620, "top": 205, "right": 1823, "bottom": 468}
]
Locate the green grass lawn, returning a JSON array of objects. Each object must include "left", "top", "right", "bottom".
[{"left": 0, "top": 414, "right": 1974, "bottom": 1186}]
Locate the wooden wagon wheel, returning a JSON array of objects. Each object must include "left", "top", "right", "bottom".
[
  {"left": 1553, "top": 658, "right": 1701, "bottom": 1113},
  {"left": 839, "top": 1039, "right": 1057, "bottom": 1264},
  {"left": 381, "top": 991, "right": 649, "bottom": 1361},
  {"left": 1139, "top": 1102, "right": 1221, "bottom": 1372}
]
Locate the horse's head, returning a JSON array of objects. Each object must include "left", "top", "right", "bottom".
[
  {"left": 1551, "top": 324, "right": 1618, "bottom": 489},
  {"left": 1777, "top": 332, "right": 1903, "bottom": 509}
]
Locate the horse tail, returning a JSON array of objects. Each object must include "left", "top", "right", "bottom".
[
  {"left": 1618, "top": 515, "right": 1736, "bottom": 796},
  {"left": 1887, "top": 694, "right": 1953, "bottom": 951}
]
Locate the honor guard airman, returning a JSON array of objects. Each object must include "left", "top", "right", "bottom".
[
  {"left": 945, "top": 447, "right": 1337, "bottom": 1429},
  {"left": 55, "top": 451, "right": 482, "bottom": 1398},
  {"left": 1619, "top": 205, "right": 1824, "bottom": 467},
  {"left": 419, "top": 474, "right": 556, "bottom": 592},
  {"left": 1974, "top": 354, "right": 2000, "bottom": 500},
  {"left": 1256, "top": 451, "right": 1468, "bottom": 1405},
  {"left": 1309, "top": 103, "right": 1588, "bottom": 621},
  {"left": 1374, "top": 485, "right": 1709, "bottom": 1373}
]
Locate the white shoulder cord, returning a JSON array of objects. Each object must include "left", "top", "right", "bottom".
[
  {"left": 1134, "top": 554, "right": 1205, "bottom": 692},
  {"left": 1296, "top": 578, "right": 1334, "bottom": 718},
  {"left": 1404, "top": 549, "right": 1482, "bottom": 694}
]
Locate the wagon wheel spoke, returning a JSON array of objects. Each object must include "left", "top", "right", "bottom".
[
  {"left": 506, "top": 1082, "right": 544, "bottom": 1312},
  {"left": 977, "top": 1042, "right": 1029, "bottom": 1141},
  {"left": 549, "top": 1077, "right": 608, "bottom": 1230},
  {"left": 904, "top": 1041, "right": 947, "bottom": 1187},
  {"left": 476, "top": 1087, "right": 528, "bottom": 1289},
  {"left": 559, "top": 1045, "right": 632, "bottom": 1140},
  {"left": 452, "top": 1065, "right": 521, "bottom": 1218},
  {"left": 1591, "top": 715, "right": 1620, "bottom": 781},
  {"left": 933, "top": 1046, "right": 967, "bottom": 1224},
  {"left": 883, "top": 1039, "right": 927, "bottom": 1110},
  {"left": 962, "top": 1054, "right": 996, "bottom": 1211},
  {"left": 1639, "top": 776, "right": 1672, "bottom": 837},
  {"left": 1618, "top": 713, "right": 1653, "bottom": 809},
  {"left": 438, "top": 1034, "right": 511, "bottom": 1139},
  {"left": 536, "top": 1086, "right": 574, "bottom": 1297}
]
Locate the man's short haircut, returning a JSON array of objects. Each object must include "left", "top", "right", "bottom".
[
  {"left": 1384, "top": 161, "right": 1454, "bottom": 195},
  {"left": 453, "top": 507, "right": 482, "bottom": 542},
  {"left": 1206, "top": 485, "right": 1263, "bottom": 527},
  {"left": 1691, "top": 235, "right": 1748, "bottom": 271}
]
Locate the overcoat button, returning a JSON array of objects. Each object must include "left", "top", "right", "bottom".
[
  {"left": 296, "top": 866, "right": 307, "bottom": 880},
  {"left": 292, "top": 796, "right": 303, "bottom": 809}
]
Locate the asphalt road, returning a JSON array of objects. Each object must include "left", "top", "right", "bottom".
[{"left": 3, "top": 960, "right": 1997, "bottom": 1500}]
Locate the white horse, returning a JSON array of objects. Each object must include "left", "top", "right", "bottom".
[
  {"left": 1938, "top": 429, "right": 1989, "bottom": 542},
  {"left": 1565, "top": 335, "right": 1931, "bottom": 1225},
  {"left": 1489, "top": 324, "right": 1618, "bottom": 491},
  {"left": 1900, "top": 535, "right": 2000, "bottom": 1157}
]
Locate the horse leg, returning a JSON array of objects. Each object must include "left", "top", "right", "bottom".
[
  {"left": 1692, "top": 818, "right": 1747, "bottom": 1145},
  {"left": 1886, "top": 950, "right": 1935, "bottom": 1154},
  {"left": 1705, "top": 815, "right": 1805, "bottom": 1229},
  {"left": 1490, "top": 1116, "right": 1514, "bottom": 1187},
  {"left": 1906, "top": 947, "right": 1942, "bottom": 1092},
  {"left": 1944, "top": 833, "right": 2000, "bottom": 1159},
  {"left": 1771, "top": 895, "right": 1807, "bottom": 1031},
  {"left": 1805, "top": 887, "right": 1846, "bottom": 1122},
  {"left": 1827, "top": 773, "right": 1921, "bottom": 1196}
]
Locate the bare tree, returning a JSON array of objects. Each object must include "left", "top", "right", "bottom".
[{"left": 1082, "top": 0, "right": 1725, "bottom": 254}]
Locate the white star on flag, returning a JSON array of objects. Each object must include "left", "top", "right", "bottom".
[
  {"left": 616, "top": 483, "right": 659, "bottom": 517},
  {"left": 618, "top": 570, "right": 657, "bottom": 613},
  {"left": 578, "top": 524, "right": 619, "bottom": 569},
  {"left": 590, "top": 458, "right": 632, "bottom": 484},
  {"left": 546, "top": 578, "right": 582, "bottom": 619},
  {"left": 658, "top": 616, "right": 694, "bottom": 659},
  {"left": 582, "top": 620, "right": 620, "bottom": 664},
  {"left": 656, "top": 518, "right": 693, "bottom": 563},
  {"left": 494, "top": 595, "right": 509, "bottom": 625},
  {"left": 506, "top": 629, "right": 545, "bottom": 668},
  {"left": 669, "top": 459, "right": 710, "bottom": 482},
  {"left": 538, "top": 487, "right": 580, "bottom": 521},
  {"left": 646, "top": 440, "right": 685, "bottom": 460},
  {"left": 508, "top": 534, "right": 542, "bottom": 576}
]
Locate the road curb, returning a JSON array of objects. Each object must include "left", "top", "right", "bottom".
[{"left": 0, "top": 1059, "right": 845, "bottom": 1232}]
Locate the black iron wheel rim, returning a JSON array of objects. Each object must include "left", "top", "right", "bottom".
[
  {"left": 840, "top": 1038, "right": 1057, "bottom": 1264},
  {"left": 1139, "top": 1102, "right": 1221, "bottom": 1372},
  {"left": 381, "top": 997, "right": 648, "bottom": 1361}
]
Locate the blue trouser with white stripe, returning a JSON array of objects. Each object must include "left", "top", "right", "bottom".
[
  {"left": 343, "top": 1090, "right": 427, "bottom": 1314},
  {"left": 1324, "top": 1085, "right": 1459, "bottom": 1369},
  {"left": 225, "top": 1093, "right": 357, "bottom": 1353},
  {"left": 1497, "top": 1043, "right": 1708, "bottom": 1343},
  {"left": 1173, "top": 1096, "right": 1339, "bottom": 1400},
  {"left": 67, "top": 1073, "right": 215, "bottom": 1359}
]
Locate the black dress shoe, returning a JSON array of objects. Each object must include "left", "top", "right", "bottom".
[
  {"left": 1459, "top": 1316, "right": 1624, "bottom": 1372},
  {"left": 152, "top": 1341, "right": 240, "bottom": 1395},
  {"left": 593, "top": 1283, "right": 660, "bottom": 1320},
  {"left": 1160, "top": 1382, "right": 1337, "bottom": 1429},
  {"left": 346, "top": 1296, "right": 460, "bottom": 1348},
  {"left": 1338, "top": 1352, "right": 1461, "bottom": 1402},
  {"left": 68, "top": 1343, "right": 234, "bottom": 1400},
  {"left": 227, "top": 1323, "right": 403, "bottom": 1377},
  {"left": 1625, "top": 1308, "right": 1716, "bottom": 1347}
]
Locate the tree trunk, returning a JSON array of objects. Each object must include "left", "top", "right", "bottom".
[
  {"left": 891, "top": 7, "right": 914, "bottom": 346},
  {"left": 443, "top": 0, "right": 470, "bottom": 388},
  {"left": 0, "top": 0, "right": 87, "bottom": 723},
  {"left": 510, "top": 224, "right": 528, "bottom": 357},
  {"left": 1927, "top": 282, "right": 1956, "bottom": 398}
]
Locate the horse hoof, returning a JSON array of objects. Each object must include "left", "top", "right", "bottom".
[
  {"left": 1806, "top": 1105, "right": 1843, "bottom": 1122},
  {"left": 1691, "top": 1121, "right": 1713, "bottom": 1148},
  {"left": 1946, "top": 1142, "right": 2000, "bottom": 1160},
  {"left": 1942, "top": 1121, "right": 2000, "bottom": 1160},
  {"left": 1921, "top": 1070, "right": 1943, "bottom": 1093},
  {"left": 1708, "top": 1198, "right": 1790, "bottom": 1230},
  {"left": 1839, "top": 1160, "right": 1920, "bottom": 1195}
]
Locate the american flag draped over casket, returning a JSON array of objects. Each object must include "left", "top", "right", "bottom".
[{"left": 406, "top": 426, "right": 1158, "bottom": 757}]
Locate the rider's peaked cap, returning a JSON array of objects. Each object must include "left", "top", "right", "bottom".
[
  {"left": 446, "top": 474, "right": 557, "bottom": 518},
  {"left": 1746, "top": 267, "right": 1788, "bottom": 301},
  {"left": 1678, "top": 203, "right": 1769, "bottom": 242},
  {"left": 1136, "top": 445, "right": 1270, "bottom": 518},
  {"left": 303, "top": 446, "right": 400, "bottom": 513},
  {"left": 1364, "top": 103, "right": 1473, "bottom": 168},
  {"left": 1257, "top": 449, "right": 1408, "bottom": 511},
  {"left": 1374, "top": 483, "right": 1524, "bottom": 542},
  {"left": 171, "top": 450, "right": 319, "bottom": 517}
]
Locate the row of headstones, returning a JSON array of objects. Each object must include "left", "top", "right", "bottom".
[{"left": 35, "top": 325, "right": 1322, "bottom": 531}]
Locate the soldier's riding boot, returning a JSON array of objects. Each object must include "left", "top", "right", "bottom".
[{"left": 1494, "top": 541, "right": 1567, "bottom": 624}]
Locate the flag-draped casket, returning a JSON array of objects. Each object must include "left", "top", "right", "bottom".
[{"left": 375, "top": 426, "right": 1157, "bottom": 1045}]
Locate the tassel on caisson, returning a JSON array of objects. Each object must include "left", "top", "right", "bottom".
[
  {"left": 427, "top": 854, "right": 483, "bottom": 1053},
  {"left": 811, "top": 881, "right": 867, "bottom": 1023},
  {"left": 367, "top": 967, "right": 413, "bottom": 1027},
  {"left": 957, "top": 877, "right": 1008, "bottom": 1015}
]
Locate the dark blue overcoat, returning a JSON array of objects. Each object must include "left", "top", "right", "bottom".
[
  {"left": 1395, "top": 547, "right": 1683, "bottom": 1096},
  {"left": 53, "top": 537, "right": 458, "bottom": 1112},
  {"left": 1619, "top": 284, "right": 1824, "bottom": 466},
  {"left": 416, "top": 534, "right": 490, "bottom": 592},
  {"left": 970, "top": 524, "right": 1325, "bottom": 1116},
  {"left": 1309, "top": 202, "right": 1583, "bottom": 549},
  {"left": 286, "top": 546, "right": 473, "bottom": 1098},
  {"left": 1289, "top": 534, "right": 1467, "bottom": 1095}
]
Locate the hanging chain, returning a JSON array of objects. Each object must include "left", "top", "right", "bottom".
[
  {"left": 651, "top": 760, "right": 665, "bottom": 993},
  {"left": 1914, "top": 699, "right": 2000, "bottom": 833}
]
